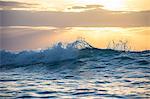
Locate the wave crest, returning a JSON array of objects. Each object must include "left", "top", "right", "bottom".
[
  {"left": 0, "top": 39, "right": 149, "bottom": 70},
  {"left": 0, "top": 39, "right": 92, "bottom": 67}
]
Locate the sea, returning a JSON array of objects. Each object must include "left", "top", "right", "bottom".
[{"left": 0, "top": 39, "right": 150, "bottom": 98}]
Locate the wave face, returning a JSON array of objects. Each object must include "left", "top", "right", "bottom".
[
  {"left": 1, "top": 39, "right": 149, "bottom": 69},
  {"left": 0, "top": 39, "right": 150, "bottom": 98},
  {"left": 0, "top": 39, "right": 93, "bottom": 68}
]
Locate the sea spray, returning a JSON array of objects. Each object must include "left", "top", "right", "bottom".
[{"left": 0, "top": 39, "right": 149, "bottom": 70}]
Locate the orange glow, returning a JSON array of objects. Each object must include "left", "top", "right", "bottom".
[{"left": 49, "top": 27, "right": 150, "bottom": 51}]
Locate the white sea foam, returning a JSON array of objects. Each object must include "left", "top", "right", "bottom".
[{"left": 0, "top": 39, "right": 92, "bottom": 66}]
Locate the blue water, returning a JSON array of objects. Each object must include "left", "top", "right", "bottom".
[{"left": 0, "top": 40, "right": 150, "bottom": 98}]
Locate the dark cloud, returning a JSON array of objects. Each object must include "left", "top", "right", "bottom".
[
  {"left": 0, "top": 1, "right": 38, "bottom": 9},
  {"left": 70, "top": 4, "right": 103, "bottom": 9},
  {"left": 1, "top": 8, "right": 149, "bottom": 27}
]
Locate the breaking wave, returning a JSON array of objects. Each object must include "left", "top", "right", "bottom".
[{"left": 0, "top": 39, "right": 150, "bottom": 70}]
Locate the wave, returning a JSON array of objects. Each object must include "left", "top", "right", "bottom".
[
  {"left": 0, "top": 39, "right": 150, "bottom": 70},
  {"left": 0, "top": 39, "right": 91, "bottom": 67}
]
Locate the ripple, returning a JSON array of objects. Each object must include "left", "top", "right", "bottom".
[
  {"left": 37, "top": 91, "right": 57, "bottom": 94},
  {"left": 17, "top": 95, "right": 37, "bottom": 98},
  {"left": 21, "top": 89, "right": 37, "bottom": 92},
  {"left": 76, "top": 88, "right": 91, "bottom": 91},
  {"left": 0, "top": 79, "right": 18, "bottom": 82},
  {"left": 137, "top": 60, "right": 150, "bottom": 65},
  {"left": 72, "top": 91, "right": 95, "bottom": 95},
  {"left": 98, "top": 89, "right": 107, "bottom": 92},
  {"left": 131, "top": 81, "right": 150, "bottom": 85},
  {"left": 113, "top": 56, "right": 135, "bottom": 61},
  {"left": 123, "top": 80, "right": 132, "bottom": 82},
  {"left": 64, "top": 75, "right": 74, "bottom": 79},
  {"left": 95, "top": 81, "right": 110, "bottom": 84},
  {"left": 91, "top": 66, "right": 106, "bottom": 69}
]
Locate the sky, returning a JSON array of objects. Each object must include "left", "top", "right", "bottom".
[
  {"left": 1, "top": 0, "right": 150, "bottom": 27},
  {"left": 0, "top": 0, "right": 150, "bottom": 51},
  {"left": 1, "top": 0, "right": 150, "bottom": 11}
]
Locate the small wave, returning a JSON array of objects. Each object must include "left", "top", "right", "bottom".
[
  {"left": 136, "top": 60, "right": 150, "bottom": 65},
  {"left": 113, "top": 55, "right": 135, "bottom": 61}
]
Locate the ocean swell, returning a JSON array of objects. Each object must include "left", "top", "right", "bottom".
[{"left": 0, "top": 39, "right": 150, "bottom": 70}]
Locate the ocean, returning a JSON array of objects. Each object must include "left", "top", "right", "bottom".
[{"left": 0, "top": 39, "right": 150, "bottom": 98}]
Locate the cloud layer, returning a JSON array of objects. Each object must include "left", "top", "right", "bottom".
[
  {"left": 1, "top": 9, "right": 149, "bottom": 27},
  {"left": 0, "top": 1, "right": 149, "bottom": 27},
  {"left": 0, "top": 1, "right": 38, "bottom": 10}
]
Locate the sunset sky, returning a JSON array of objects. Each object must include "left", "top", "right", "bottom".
[
  {"left": 0, "top": 0, "right": 150, "bottom": 51},
  {"left": 1, "top": 0, "right": 150, "bottom": 11}
]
